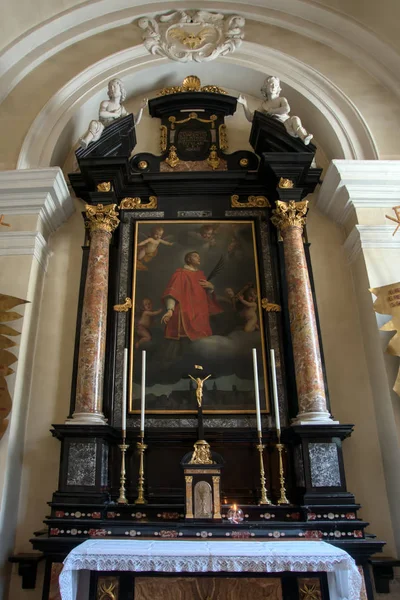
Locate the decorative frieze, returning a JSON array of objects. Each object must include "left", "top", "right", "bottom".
[{"left": 138, "top": 12, "right": 245, "bottom": 63}]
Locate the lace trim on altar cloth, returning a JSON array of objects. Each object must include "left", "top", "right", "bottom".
[{"left": 59, "top": 540, "right": 362, "bottom": 600}]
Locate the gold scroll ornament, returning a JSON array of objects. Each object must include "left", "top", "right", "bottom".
[
  {"left": 120, "top": 197, "right": 157, "bottom": 210},
  {"left": 278, "top": 177, "right": 295, "bottom": 189},
  {"left": 97, "top": 182, "right": 112, "bottom": 192},
  {"left": 0, "top": 294, "right": 28, "bottom": 440},
  {"left": 231, "top": 195, "right": 271, "bottom": 208},
  {"left": 262, "top": 298, "right": 282, "bottom": 312},
  {"left": 371, "top": 282, "right": 400, "bottom": 397},
  {"left": 113, "top": 297, "right": 132, "bottom": 312}
]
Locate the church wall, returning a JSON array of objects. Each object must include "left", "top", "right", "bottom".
[
  {"left": 307, "top": 204, "right": 397, "bottom": 556},
  {"left": 346, "top": 246, "right": 400, "bottom": 557},
  {"left": 0, "top": 254, "right": 46, "bottom": 600}
]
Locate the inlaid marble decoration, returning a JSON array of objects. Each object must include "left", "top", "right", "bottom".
[
  {"left": 49, "top": 563, "right": 63, "bottom": 600},
  {"left": 309, "top": 443, "right": 341, "bottom": 487},
  {"left": 128, "top": 415, "right": 272, "bottom": 429},
  {"left": 67, "top": 442, "right": 97, "bottom": 486},
  {"left": 357, "top": 566, "right": 368, "bottom": 600},
  {"left": 135, "top": 577, "right": 283, "bottom": 600}
]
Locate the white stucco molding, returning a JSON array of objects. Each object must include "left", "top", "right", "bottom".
[
  {"left": 17, "top": 43, "right": 377, "bottom": 170},
  {"left": 0, "top": 231, "right": 51, "bottom": 272},
  {"left": 0, "top": 0, "right": 400, "bottom": 104},
  {"left": 316, "top": 160, "right": 400, "bottom": 226},
  {"left": 344, "top": 225, "right": 400, "bottom": 264},
  {"left": 0, "top": 168, "right": 74, "bottom": 238}
]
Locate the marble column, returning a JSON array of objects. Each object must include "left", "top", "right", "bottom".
[
  {"left": 271, "top": 200, "right": 334, "bottom": 424},
  {"left": 70, "top": 203, "right": 119, "bottom": 424}
]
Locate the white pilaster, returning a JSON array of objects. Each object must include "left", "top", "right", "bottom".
[
  {"left": 316, "top": 159, "right": 400, "bottom": 557},
  {"left": 0, "top": 168, "right": 74, "bottom": 597}
]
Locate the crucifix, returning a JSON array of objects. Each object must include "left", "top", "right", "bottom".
[{"left": 188, "top": 366, "right": 212, "bottom": 441}]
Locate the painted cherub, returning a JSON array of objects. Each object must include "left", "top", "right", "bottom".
[
  {"left": 238, "top": 287, "right": 260, "bottom": 332},
  {"left": 224, "top": 287, "right": 238, "bottom": 310},
  {"left": 136, "top": 226, "right": 174, "bottom": 270},
  {"left": 135, "top": 297, "right": 162, "bottom": 348},
  {"left": 188, "top": 224, "right": 219, "bottom": 250}
]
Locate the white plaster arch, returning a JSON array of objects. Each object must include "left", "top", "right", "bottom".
[
  {"left": 1, "top": 1, "right": 400, "bottom": 106},
  {"left": 17, "top": 41, "right": 378, "bottom": 170}
]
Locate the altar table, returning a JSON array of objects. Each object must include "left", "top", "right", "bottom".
[{"left": 59, "top": 539, "right": 361, "bottom": 600}]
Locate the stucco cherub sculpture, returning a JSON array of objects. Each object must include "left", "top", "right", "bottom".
[
  {"left": 238, "top": 76, "right": 313, "bottom": 145},
  {"left": 79, "top": 78, "right": 148, "bottom": 149}
]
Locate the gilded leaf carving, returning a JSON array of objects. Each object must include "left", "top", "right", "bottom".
[
  {"left": 0, "top": 294, "right": 28, "bottom": 311},
  {"left": 0, "top": 337, "right": 17, "bottom": 349},
  {"left": 0, "top": 311, "right": 24, "bottom": 322},
  {"left": 0, "top": 324, "right": 20, "bottom": 336},
  {"left": 0, "top": 294, "right": 27, "bottom": 440}
]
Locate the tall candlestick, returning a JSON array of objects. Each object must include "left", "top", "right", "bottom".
[
  {"left": 122, "top": 348, "right": 128, "bottom": 436},
  {"left": 252, "top": 348, "right": 262, "bottom": 434},
  {"left": 141, "top": 350, "right": 146, "bottom": 434},
  {"left": 270, "top": 349, "right": 280, "bottom": 434}
]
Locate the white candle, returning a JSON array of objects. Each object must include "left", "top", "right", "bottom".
[
  {"left": 252, "top": 348, "right": 262, "bottom": 435},
  {"left": 270, "top": 349, "right": 281, "bottom": 434},
  {"left": 122, "top": 348, "right": 128, "bottom": 435},
  {"left": 140, "top": 350, "right": 146, "bottom": 434}
]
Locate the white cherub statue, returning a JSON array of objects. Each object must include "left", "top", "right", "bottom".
[
  {"left": 79, "top": 78, "right": 148, "bottom": 149},
  {"left": 238, "top": 76, "right": 313, "bottom": 145}
]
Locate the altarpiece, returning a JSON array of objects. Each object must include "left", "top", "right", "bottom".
[{"left": 17, "top": 76, "right": 384, "bottom": 600}]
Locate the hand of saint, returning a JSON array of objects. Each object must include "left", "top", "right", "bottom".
[
  {"left": 161, "top": 309, "right": 173, "bottom": 324},
  {"left": 199, "top": 279, "right": 214, "bottom": 291}
]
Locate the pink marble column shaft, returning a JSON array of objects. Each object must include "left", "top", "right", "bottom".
[
  {"left": 272, "top": 200, "right": 333, "bottom": 424},
  {"left": 71, "top": 204, "right": 119, "bottom": 424}
]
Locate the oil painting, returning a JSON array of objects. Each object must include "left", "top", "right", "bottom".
[{"left": 129, "top": 220, "right": 269, "bottom": 414}]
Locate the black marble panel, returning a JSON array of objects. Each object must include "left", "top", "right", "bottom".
[
  {"left": 67, "top": 442, "right": 97, "bottom": 486},
  {"left": 177, "top": 211, "right": 212, "bottom": 218},
  {"left": 309, "top": 443, "right": 341, "bottom": 487}
]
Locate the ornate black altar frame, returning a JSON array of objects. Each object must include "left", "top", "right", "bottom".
[{"left": 24, "top": 86, "right": 383, "bottom": 600}]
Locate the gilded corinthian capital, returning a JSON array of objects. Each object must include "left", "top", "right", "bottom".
[
  {"left": 85, "top": 203, "right": 120, "bottom": 234},
  {"left": 271, "top": 200, "right": 308, "bottom": 231}
]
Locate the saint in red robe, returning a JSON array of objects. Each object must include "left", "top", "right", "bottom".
[{"left": 162, "top": 268, "right": 222, "bottom": 340}]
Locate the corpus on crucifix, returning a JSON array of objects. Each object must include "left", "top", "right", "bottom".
[{"left": 188, "top": 366, "right": 212, "bottom": 442}]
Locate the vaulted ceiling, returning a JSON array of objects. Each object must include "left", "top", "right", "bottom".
[{"left": 3, "top": 0, "right": 400, "bottom": 54}]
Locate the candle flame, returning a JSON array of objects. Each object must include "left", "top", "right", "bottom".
[{"left": 233, "top": 504, "right": 237, "bottom": 511}]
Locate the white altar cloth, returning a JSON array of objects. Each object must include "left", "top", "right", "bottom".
[{"left": 59, "top": 539, "right": 361, "bottom": 600}]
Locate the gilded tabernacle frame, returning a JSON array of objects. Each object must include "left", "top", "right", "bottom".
[{"left": 129, "top": 220, "right": 270, "bottom": 415}]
